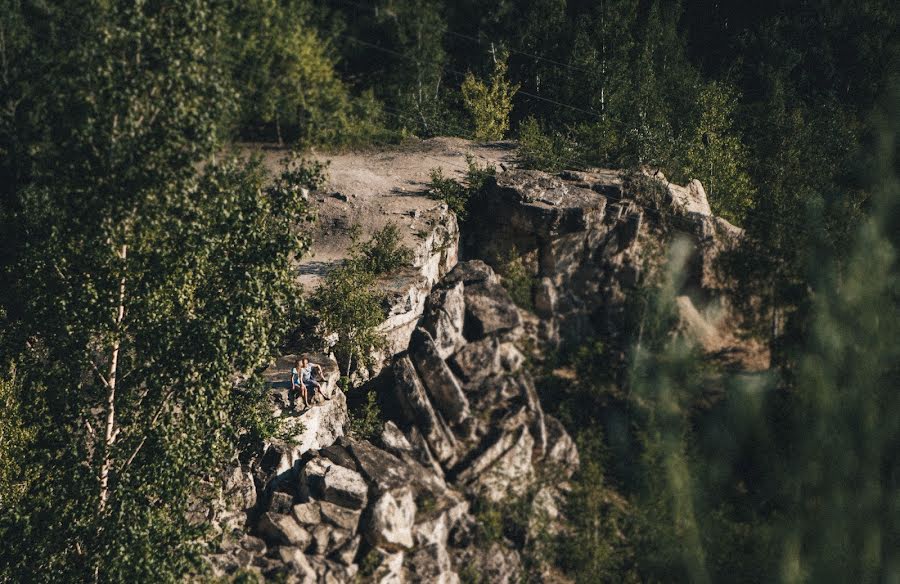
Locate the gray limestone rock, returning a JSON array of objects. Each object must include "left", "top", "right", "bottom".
[
  {"left": 365, "top": 487, "right": 417, "bottom": 551},
  {"left": 319, "top": 500, "right": 362, "bottom": 532},
  {"left": 321, "top": 464, "right": 369, "bottom": 510},
  {"left": 257, "top": 512, "right": 312, "bottom": 548},
  {"left": 298, "top": 456, "right": 331, "bottom": 501},
  {"left": 331, "top": 535, "right": 361, "bottom": 566},
  {"left": 463, "top": 281, "right": 522, "bottom": 340},
  {"left": 449, "top": 337, "right": 501, "bottom": 385},
  {"left": 269, "top": 491, "right": 294, "bottom": 515},
  {"left": 409, "top": 327, "right": 470, "bottom": 425},
  {"left": 292, "top": 501, "right": 322, "bottom": 527},
  {"left": 277, "top": 546, "right": 317, "bottom": 582},
  {"left": 543, "top": 415, "right": 579, "bottom": 477},
  {"left": 392, "top": 356, "right": 459, "bottom": 466},
  {"left": 423, "top": 280, "right": 466, "bottom": 359}
]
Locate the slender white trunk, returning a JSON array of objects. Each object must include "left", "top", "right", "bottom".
[{"left": 98, "top": 243, "right": 127, "bottom": 513}]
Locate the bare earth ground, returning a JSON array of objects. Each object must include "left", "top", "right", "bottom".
[{"left": 239, "top": 137, "right": 518, "bottom": 289}]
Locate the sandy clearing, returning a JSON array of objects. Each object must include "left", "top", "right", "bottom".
[{"left": 239, "top": 138, "right": 517, "bottom": 288}]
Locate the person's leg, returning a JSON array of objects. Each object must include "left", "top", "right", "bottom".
[
  {"left": 308, "top": 380, "right": 322, "bottom": 401},
  {"left": 301, "top": 385, "right": 309, "bottom": 407},
  {"left": 289, "top": 385, "right": 297, "bottom": 409},
  {"left": 318, "top": 380, "right": 330, "bottom": 400}
]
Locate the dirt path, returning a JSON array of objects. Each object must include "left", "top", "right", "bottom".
[{"left": 241, "top": 138, "right": 517, "bottom": 288}]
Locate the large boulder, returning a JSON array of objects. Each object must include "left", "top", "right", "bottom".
[
  {"left": 292, "top": 501, "right": 322, "bottom": 527},
  {"left": 321, "top": 464, "right": 369, "bottom": 510},
  {"left": 543, "top": 416, "right": 580, "bottom": 478},
  {"left": 319, "top": 500, "right": 363, "bottom": 532},
  {"left": 423, "top": 280, "right": 466, "bottom": 359},
  {"left": 257, "top": 512, "right": 312, "bottom": 548},
  {"left": 409, "top": 328, "right": 470, "bottom": 424},
  {"left": 392, "top": 356, "right": 459, "bottom": 466},
  {"left": 457, "top": 425, "right": 535, "bottom": 502},
  {"left": 366, "top": 488, "right": 417, "bottom": 551},
  {"left": 462, "top": 281, "right": 522, "bottom": 340},
  {"left": 449, "top": 336, "right": 502, "bottom": 385}
]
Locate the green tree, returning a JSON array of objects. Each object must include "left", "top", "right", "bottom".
[
  {"left": 679, "top": 81, "right": 754, "bottom": 224},
  {"left": 226, "top": 0, "right": 382, "bottom": 146},
  {"left": 0, "top": 366, "right": 34, "bottom": 510},
  {"left": 313, "top": 264, "right": 385, "bottom": 378},
  {"left": 350, "top": 223, "right": 414, "bottom": 275},
  {"left": 0, "top": 2, "right": 318, "bottom": 580},
  {"left": 461, "top": 57, "right": 520, "bottom": 141}
]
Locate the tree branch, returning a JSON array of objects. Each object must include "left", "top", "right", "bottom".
[
  {"left": 97, "top": 243, "right": 127, "bottom": 513},
  {"left": 119, "top": 388, "right": 174, "bottom": 477}
]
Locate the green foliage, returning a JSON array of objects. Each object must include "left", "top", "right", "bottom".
[
  {"left": 225, "top": 0, "right": 382, "bottom": 146},
  {"left": 459, "top": 564, "right": 487, "bottom": 584},
  {"left": 517, "top": 116, "right": 579, "bottom": 172},
  {"left": 552, "top": 114, "right": 900, "bottom": 580},
  {"left": 312, "top": 223, "right": 414, "bottom": 379},
  {"left": 363, "top": 0, "right": 453, "bottom": 137},
  {"left": 557, "top": 435, "right": 635, "bottom": 583},
  {"left": 498, "top": 247, "right": 535, "bottom": 310},
  {"left": 313, "top": 263, "right": 385, "bottom": 377},
  {"left": 427, "top": 167, "right": 469, "bottom": 216},
  {"left": 0, "top": 367, "right": 35, "bottom": 509},
  {"left": 621, "top": 170, "right": 673, "bottom": 214},
  {"left": 359, "top": 550, "right": 381, "bottom": 578},
  {"left": 472, "top": 500, "right": 511, "bottom": 544},
  {"left": 0, "top": 3, "right": 321, "bottom": 579},
  {"left": 427, "top": 155, "right": 496, "bottom": 219},
  {"left": 350, "top": 223, "right": 414, "bottom": 275},
  {"left": 348, "top": 391, "right": 384, "bottom": 440},
  {"left": 461, "top": 57, "right": 520, "bottom": 141},
  {"left": 677, "top": 81, "right": 754, "bottom": 225},
  {"left": 228, "top": 378, "right": 286, "bottom": 454}
]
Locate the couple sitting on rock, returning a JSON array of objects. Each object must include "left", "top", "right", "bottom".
[{"left": 290, "top": 357, "right": 328, "bottom": 410}]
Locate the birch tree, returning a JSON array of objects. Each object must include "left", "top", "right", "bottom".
[{"left": 0, "top": 2, "right": 317, "bottom": 580}]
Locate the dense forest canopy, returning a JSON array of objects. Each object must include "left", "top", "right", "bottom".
[{"left": 0, "top": 0, "right": 897, "bottom": 582}]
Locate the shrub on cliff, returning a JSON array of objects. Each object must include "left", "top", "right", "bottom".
[
  {"left": 517, "top": 117, "right": 580, "bottom": 172},
  {"left": 461, "top": 57, "right": 520, "bottom": 141},
  {"left": 428, "top": 155, "right": 496, "bottom": 219},
  {"left": 350, "top": 223, "right": 414, "bottom": 275}
]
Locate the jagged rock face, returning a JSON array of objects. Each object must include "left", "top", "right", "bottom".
[
  {"left": 465, "top": 168, "right": 767, "bottom": 370},
  {"left": 394, "top": 261, "right": 575, "bottom": 500},
  {"left": 207, "top": 262, "right": 577, "bottom": 582},
  {"left": 376, "top": 206, "right": 460, "bottom": 359}
]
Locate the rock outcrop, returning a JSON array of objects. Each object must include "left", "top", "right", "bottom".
[
  {"left": 204, "top": 155, "right": 765, "bottom": 582},
  {"left": 465, "top": 168, "right": 767, "bottom": 370},
  {"left": 206, "top": 262, "right": 577, "bottom": 582}
]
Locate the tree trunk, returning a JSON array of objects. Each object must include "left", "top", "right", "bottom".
[
  {"left": 275, "top": 112, "right": 283, "bottom": 145},
  {"left": 98, "top": 243, "right": 127, "bottom": 513}
]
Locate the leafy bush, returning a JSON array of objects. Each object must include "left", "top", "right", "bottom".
[
  {"left": 517, "top": 116, "right": 579, "bottom": 172},
  {"left": 622, "top": 169, "right": 671, "bottom": 211},
  {"left": 348, "top": 391, "right": 384, "bottom": 440},
  {"left": 464, "top": 153, "right": 497, "bottom": 192},
  {"left": 351, "top": 223, "right": 414, "bottom": 275},
  {"left": 428, "top": 167, "right": 469, "bottom": 217},
  {"left": 461, "top": 58, "right": 520, "bottom": 141},
  {"left": 0, "top": 367, "right": 35, "bottom": 509},
  {"left": 313, "top": 263, "right": 385, "bottom": 377},
  {"left": 427, "top": 155, "right": 496, "bottom": 219},
  {"left": 498, "top": 247, "right": 534, "bottom": 310}
]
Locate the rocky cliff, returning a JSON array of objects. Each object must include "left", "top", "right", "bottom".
[
  {"left": 204, "top": 143, "right": 765, "bottom": 582},
  {"left": 205, "top": 258, "right": 576, "bottom": 582},
  {"left": 466, "top": 168, "right": 767, "bottom": 370}
]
